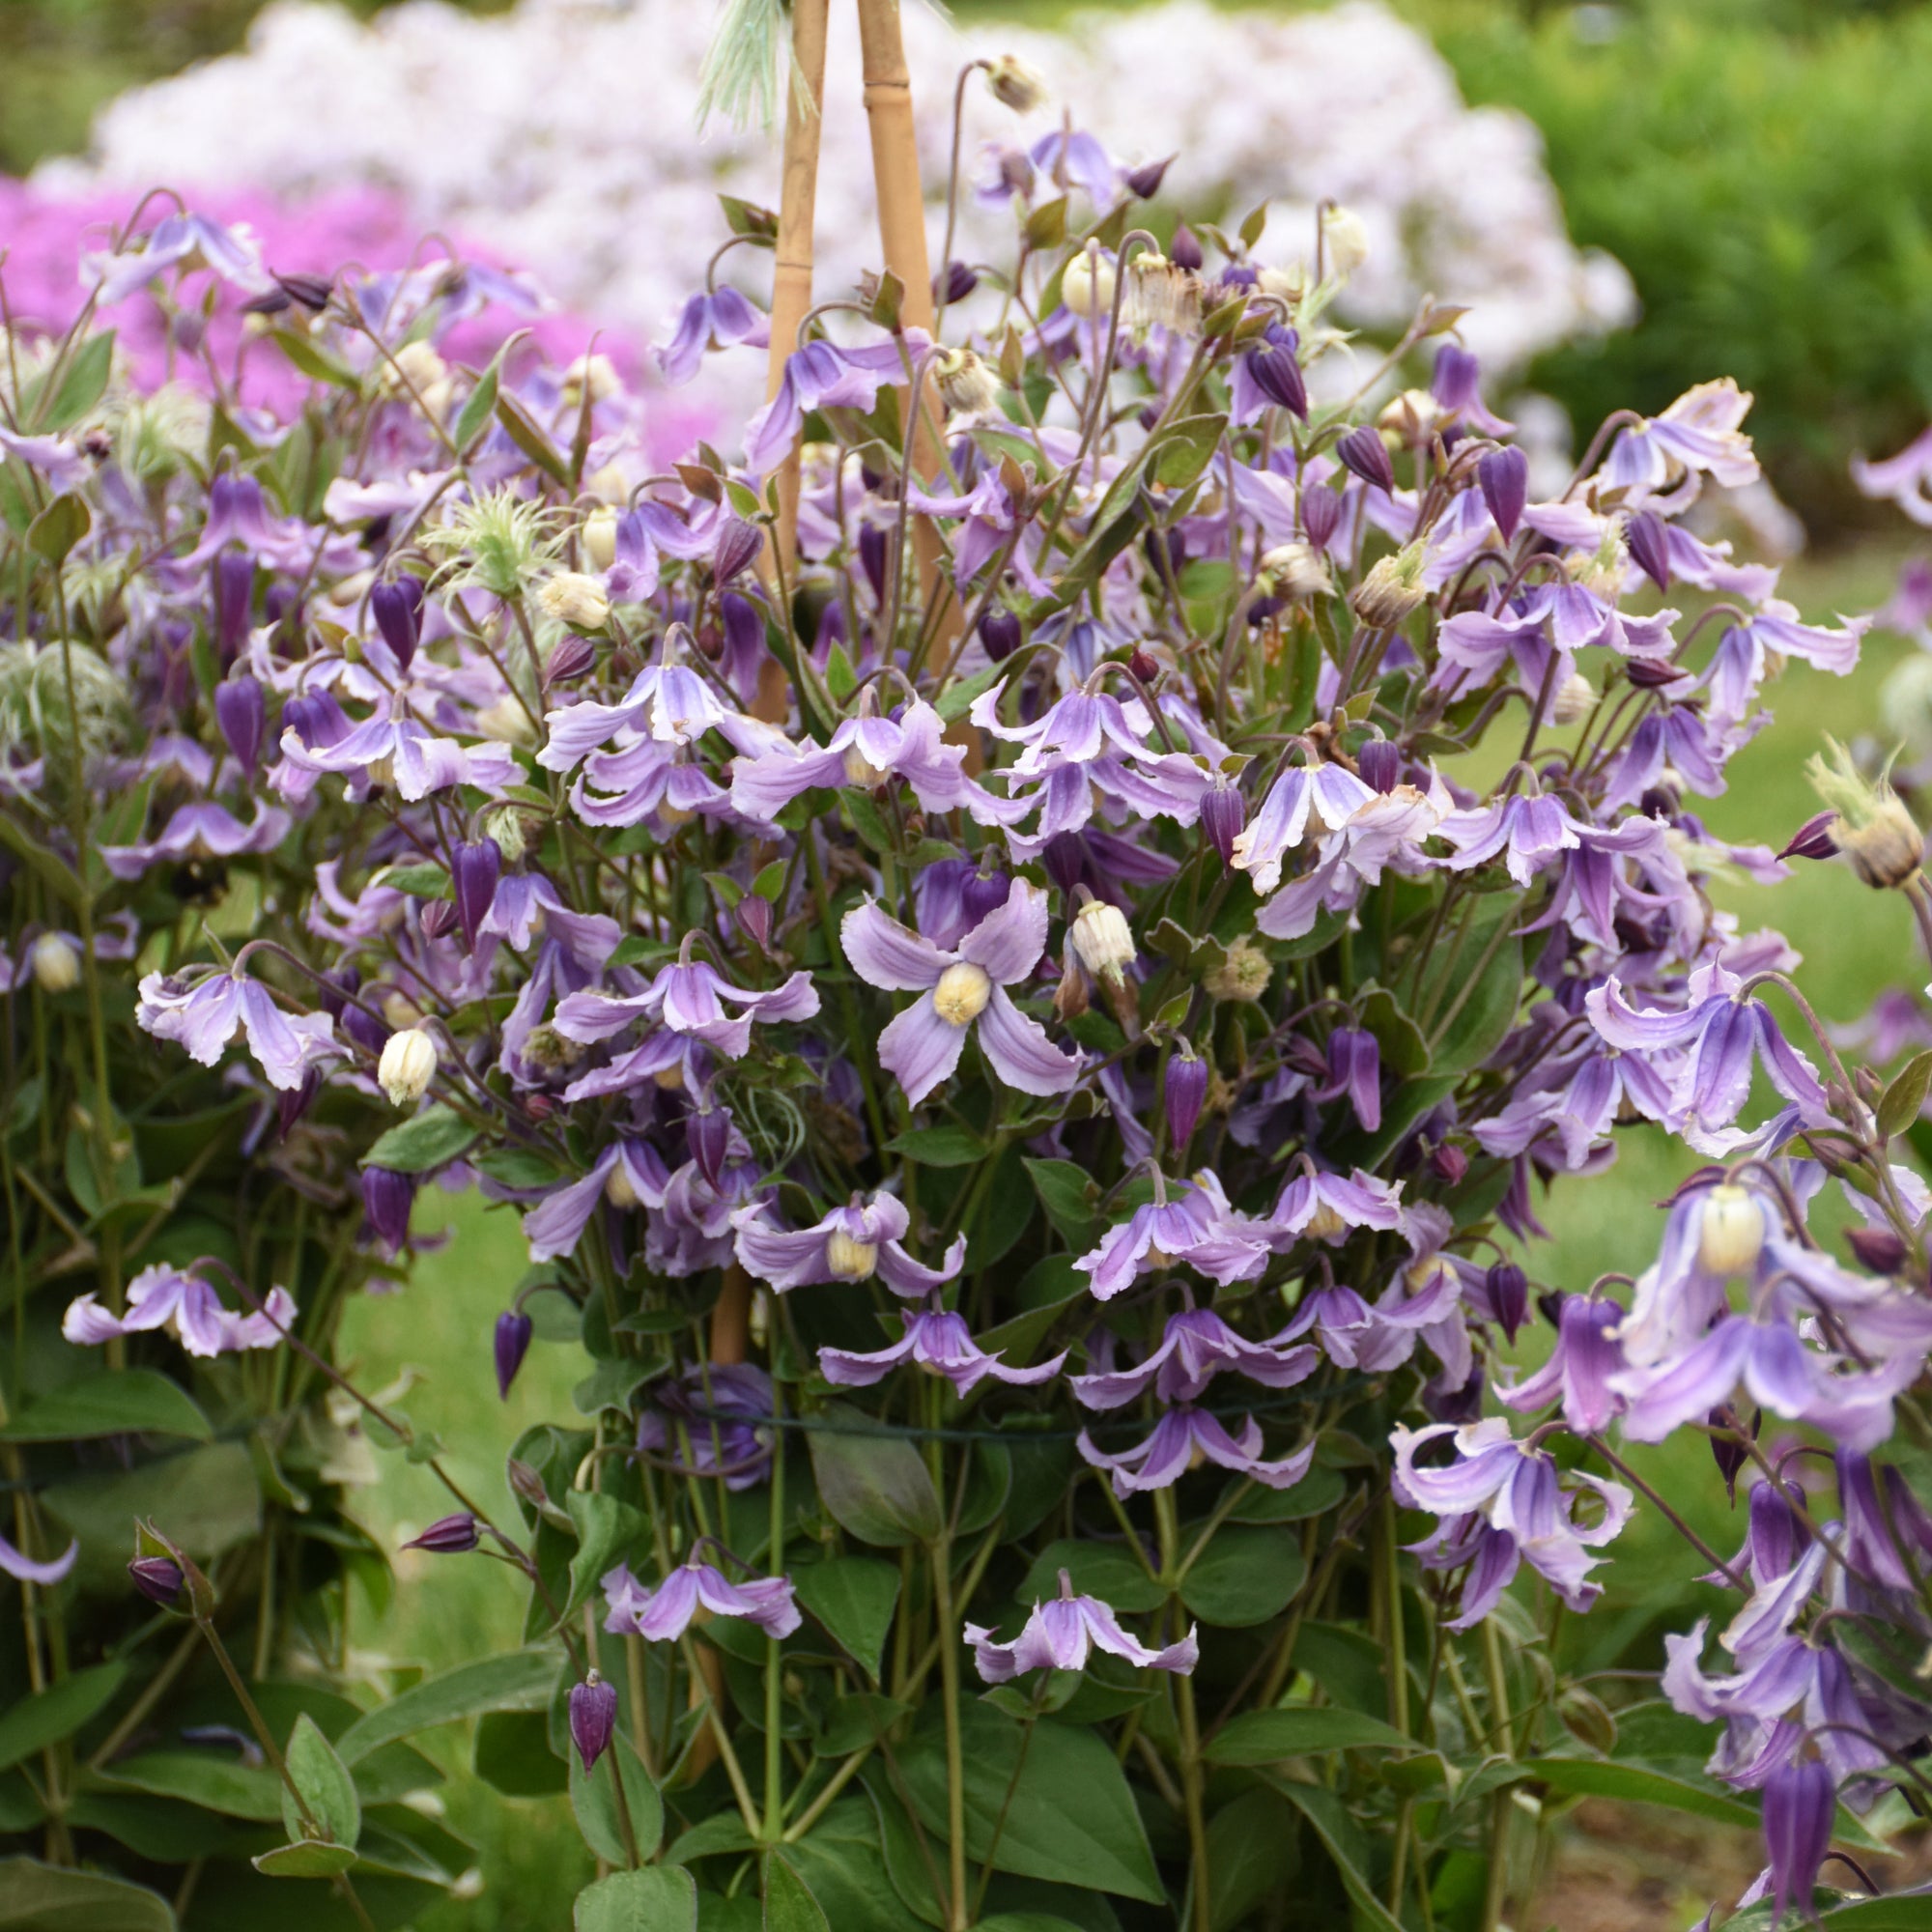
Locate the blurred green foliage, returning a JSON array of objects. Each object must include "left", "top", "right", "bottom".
[{"left": 1417, "top": 0, "right": 1932, "bottom": 529}]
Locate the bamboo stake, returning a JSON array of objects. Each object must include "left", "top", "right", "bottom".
[{"left": 754, "top": 0, "right": 831, "bottom": 724}]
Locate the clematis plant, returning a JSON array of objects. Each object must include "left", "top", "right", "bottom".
[{"left": 11, "top": 30, "right": 1932, "bottom": 1932}]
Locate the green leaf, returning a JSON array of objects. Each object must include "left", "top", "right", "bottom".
[
  {"left": 791, "top": 1557, "right": 900, "bottom": 1681},
  {"left": 569, "top": 1731, "right": 664, "bottom": 1865},
  {"left": 1258, "top": 1776, "right": 1402, "bottom": 1932},
  {"left": 1879, "top": 1048, "right": 1932, "bottom": 1139},
  {"left": 335, "top": 1645, "right": 562, "bottom": 1765},
  {"left": 1150, "top": 413, "right": 1227, "bottom": 490},
  {"left": 575, "top": 1868, "right": 697, "bottom": 1932},
  {"left": 763, "top": 1851, "right": 831, "bottom": 1932},
  {"left": 769, "top": 1802, "right": 911, "bottom": 1932},
  {"left": 270, "top": 327, "right": 358, "bottom": 388},
  {"left": 565, "top": 1492, "right": 650, "bottom": 1623},
  {"left": 3, "top": 1371, "right": 211, "bottom": 1443},
  {"left": 0, "top": 1858, "right": 176, "bottom": 1930},
  {"left": 806, "top": 1406, "right": 943, "bottom": 1548},
  {"left": 42, "top": 1442, "right": 260, "bottom": 1582},
  {"left": 472, "top": 1709, "right": 566, "bottom": 1796},
  {"left": 896, "top": 1705, "right": 1163, "bottom": 1902},
  {"left": 252, "top": 1841, "right": 358, "bottom": 1879},
  {"left": 1016, "top": 1540, "right": 1164, "bottom": 1615},
  {"left": 37, "top": 331, "right": 116, "bottom": 433},
  {"left": 1204, "top": 1786, "right": 1300, "bottom": 1932},
  {"left": 378, "top": 862, "right": 450, "bottom": 897},
  {"left": 97, "top": 1751, "right": 283, "bottom": 1821},
  {"left": 1179, "top": 1525, "right": 1308, "bottom": 1627},
  {"left": 456, "top": 338, "right": 522, "bottom": 455},
  {"left": 0, "top": 1663, "right": 128, "bottom": 1774},
  {"left": 1022, "top": 1157, "right": 1097, "bottom": 1245},
  {"left": 1204, "top": 1706, "right": 1409, "bottom": 1764},
  {"left": 935, "top": 661, "right": 1005, "bottom": 724},
  {"left": 883, "top": 1124, "right": 984, "bottom": 1167},
  {"left": 281, "top": 1712, "right": 360, "bottom": 1849},
  {"left": 1526, "top": 1753, "right": 1759, "bottom": 1829},
  {"left": 1422, "top": 903, "right": 1523, "bottom": 1076},
  {"left": 360, "top": 1104, "right": 478, "bottom": 1175},
  {"left": 497, "top": 390, "right": 572, "bottom": 487},
  {"left": 1224, "top": 1464, "right": 1346, "bottom": 1523},
  {"left": 28, "top": 494, "right": 90, "bottom": 566}
]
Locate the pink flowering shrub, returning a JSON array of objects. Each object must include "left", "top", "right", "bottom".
[{"left": 4, "top": 75, "right": 1930, "bottom": 1932}]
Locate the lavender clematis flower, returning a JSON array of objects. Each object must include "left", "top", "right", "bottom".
[
  {"left": 1070, "top": 1306, "right": 1317, "bottom": 1409},
  {"left": 137, "top": 965, "right": 336, "bottom": 1091},
  {"left": 1393, "top": 1418, "right": 1632, "bottom": 1627},
  {"left": 1495, "top": 1294, "right": 1627, "bottom": 1433},
  {"left": 655, "top": 286, "right": 763, "bottom": 386},
  {"left": 966, "top": 1572, "right": 1198, "bottom": 1683},
  {"left": 819, "top": 1299, "right": 1065, "bottom": 1394},
  {"left": 101, "top": 802, "right": 292, "bottom": 879},
  {"left": 554, "top": 954, "right": 818, "bottom": 1061},
  {"left": 1316, "top": 1027, "right": 1381, "bottom": 1132},
  {"left": 841, "top": 881, "right": 1081, "bottom": 1107},
  {"left": 1598, "top": 378, "right": 1759, "bottom": 502},
  {"left": 275, "top": 696, "right": 518, "bottom": 802},
  {"left": 1229, "top": 756, "right": 1378, "bottom": 895},
  {"left": 1077, "top": 1406, "right": 1317, "bottom": 1497},
  {"left": 521, "top": 1140, "right": 668, "bottom": 1264},
  {"left": 1762, "top": 1760, "right": 1833, "bottom": 1926},
  {"left": 636, "top": 1364, "right": 774, "bottom": 1490},
  {"left": 744, "top": 333, "right": 922, "bottom": 476},
  {"left": 602, "top": 1559, "right": 800, "bottom": 1641},
  {"left": 85, "top": 210, "right": 274, "bottom": 305},
  {"left": 0, "top": 1530, "right": 78, "bottom": 1587},
  {"left": 732, "top": 1192, "right": 964, "bottom": 1298},
  {"left": 1075, "top": 1173, "right": 1267, "bottom": 1300},
  {"left": 1257, "top": 1166, "right": 1406, "bottom": 1249},
  {"left": 1586, "top": 960, "right": 1831, "bottom": 1144},
  {"left": 537, "top": 633, "right": 735, "bottom": 772},
  {"left": 1435, "top": 790, "right": 1593, "bottom": 888},
  {"left": 64, "top": 1264, "right": 297, "bottom": 1357}
]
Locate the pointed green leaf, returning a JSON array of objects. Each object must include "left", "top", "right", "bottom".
[
  {"left": 791, "top": 1557, "right": 900, "bottom": 1681},
  {"left": 1258, "top": 1775, "right": 1402, "bottom": 1932},
  {"left": 335, "top": 1645, "right": 563, "bottom": 1765},
  {"left": 1205, "top": 1706, "right": 1409, "bottom": 1765},
  {"left": 0, "top": 1662, "right": 128, "bottom": 1774},
  {"left": 762, "top": 1851, "right": 831, "bottom": 1932},
  {"left": 0, "top": 1858, "right": 176, "bottom": 1930},
  {"left": 569, "top": 1730, "right": 663, "bottom": 1865},
  {"left": 806, "top": 1406, "right": 943, "bottom": 1548},
  {"left": 1879, "top": 1049, "right": 1932, "bottom": 1139},
  {"left": 27, "top": 494, "right": 90, "bottom": 565},
  {"left": 281, "top": 1712, "right": 360, "bottom": 1849},
  {"left": 3, "top": 1372, "right": 211, "bottom": 1444},
  {"left": 36, "top": 331, "right": 116, "bottom": 433},
  {"left": 252, "top": 1840, "right": 358, "bottom": 1879},
  {"left": 360, "top": 1104, "right": 478, "bottom": 1174},
  {"left": 574, "top": 1867, "right": 697, "bottom": 1932}
]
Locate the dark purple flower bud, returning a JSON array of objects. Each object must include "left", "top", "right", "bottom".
[
  {"left": 1749, "top": 1475, "right": 1804, "bottom": 1580},
  {"left": 938, "top": 259, "right": 979, "bottom": 304},
  {"left": 1477, "top": 445, "right": 1528, "bottom": 542},
  {"left": 419, "top": 898, "right": 459, "bottom": 941},
  {"left": 1042, "top": 833, "right": 1087, "bottom": 899},
  {"left": 403, "top": 1514, "right": 480, "bottom": 1554},
  {"left": 1170, "top": 223, "right": 1203, "bottom": 272},
  {"left": 1431, "top": 344, "right": 1484, "bottom": 413},
  {"left": 1200, "top": 781, "right": 1244, "bottom": 863},
  {"left": 281, "top": 690, "right": 352, "bottom": 752},
  {"left": 1336, "top": 425, "right": 1394, "bottom": 495},
  {"left": 857, "top": 524, "right": 890, "bottom": 603},
  {"left": 1165, "top": 1049, "right": 1208, "bottom": 1149},
  {"left": 1763, "top": 1759, "right": 1833, "bottom": 1927},
  {"left": 980, "top": 608, "right": 1022, "bottom": 663},
  {"left": 129, "top": 1555, "right": 185, "bottom": 1605},
  {"left": 363, "top": 1167, "right": 416, "bottom": 1252},
  {"left": 371, "top": 578, "right": 423, "bottom": 671},
  {"left": 495, "top": 1313, "right": 534, "bottom": 1402},
  {"left": 1322, "top": 1027, "right": 1381, "bottom": 1132},
  {"left": 343, "top": 1002, "right": 390, "bottom": 1057},
  {"left": 1779, "top": 810, "right": 1839, "bottom": 864},
  {"left": 1430, "top": 1142, "right": 1470, "bottom": 1186},
  {"left": 214, "top": 674, "right": 266, "bottom": 774},
  {"left": 1626, "top": 510, "right": 1671, "bottom": 592},
  {"left": 277, "top": 1068, "right": 321, "bottom": 1141},
  {"left": 688, "top": 1108, "right": 730, "bottom": 1192},
  {"left": 1356, "top": 739, "right": 1403, "bottom": 794},
  {"left": 242, "top": 286, "right": 294, "bottom": 317},
  {"left": 1300, "top": 483, "right": 1343, "bottom": 552},
  {"left": 1846, "top": 1223, "right": 1908, "bottom": 1274},
  {"left": 1625, "top": 657, "right": 1690, "bottom": 690},
  {"left": 546, "top": 632, "right": 598, "bottom": 686},
  {"left": 961, "top": 868, "right": 1011, "bottom": 925},
  {"left": 1242, "top": 326, "right": 1307, "bottom": 419},
  {"left": 1424, "top": 1365, "right": 1486, "bottom": 1425},
  {"left": 1709, "top": 1410, "right": 1750, "bottom": 1501},
  {"left": 1124, "top": 154, "right": 1175, "bottom": 200},
  {"left": 1127, "top": 646, "right": 1160, "bottom": 686},
  {"left": 735, "top": 895, "right": 773, "bottom": 951},
  {"left": 1485, "top": 1263, "right": 1528, "bottom": 1344},
  {"left": 570, "top": 1676, "right": 618, "bottom": 1771},
  {"left": 213, "top": 553, "right": 254, "bottom": 661},
  {"left": 452, "top": 838, "right": 502, "bottom": 951},
  {"left": 275, "top": 271, "right": 333, "bottom": 313},
  {"left": 713, "top": 517, "right": 763, "bottom": 584}
]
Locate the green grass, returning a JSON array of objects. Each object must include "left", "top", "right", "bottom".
[{"left": 330, "top": 538, "right": 1929, "bottom": 1919}]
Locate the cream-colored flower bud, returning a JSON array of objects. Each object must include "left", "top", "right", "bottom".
[
  {"left": 1321, "top": 205, "right": 1371, "bottom": 280},
  {"left": 582, "top": 506, "right": 618, "bottom": 573},
  {"left": 1062, "top": 250, "right": 1116, "bottom": 320},
  {"left": 29, "top": 932, "right": 81, "bottom": 994},
  {"left": 1070, "top": 899, "right": 1135, "bottom": 984},
  {"left": 933, "top": 346, "right": 999, "bottom": 415},
  {"left": 826, "top": 1231, "right": 880, "bottom": 1281},
  {"left": 1258, "top": 543, "right": 1332, "bottom": 602},
  {"left": 985, "top": 54, "right": 1049, "bottom": 113},
  {"left": 562, "top": 353, "right": 622, "bottom": 408},
  {"left": 386, "top": 340, "right": 452, "bottom": 415},
  {"left": 378, "top": 1026, "right": 439, "bottom": 1107},
  {"left": 1550, "top": 672, "right": 1597, "bottom": 726},
  {"left": 583, "top": 462, "right": 630, "bottom": 505},
  {"left": 537, "top": 571, "right": 611, "bottom": 632},
  {"left": 933, "top": 961, "right": 994, "bottom": 1027},
  {"left": 1698, "top": 1184, "right": 1765, "bottom": 1277},
  {"left": 842, "top": 746, "right": 890, "bottom": 788},
  {"left": 606, "top": 1159, "right": 639, "bottom": 1209},
  {"left": 1258, "top": 264, "right": 1308, "bottom": 307},
  {"left": 382, "top": 990, "right": 424, "bottom": 1030},
  {"left": 1203, "top": 937, "right": 1271, "bottom": 1004},
  {"left": 1122, "top": 254, "right": 1203, "bottom": 337},
  {"left": 1350, "top": 544, "right": 1429, "bottom": 629}
]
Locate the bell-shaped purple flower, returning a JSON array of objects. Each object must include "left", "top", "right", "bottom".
[
  {"left": 451, "top": 838, "right": 501, "bottom": 951},
  {"left": 1477, "top": 445, "right": 1528, "bottom": 542},
  {"left": 495, "top": 1311, "right": 534, "bottom": 1400},
  {"left": 371, "top": 578, "right": 423, "bottom": 672},
  {"left": 1316, "top": 1026, "right": 1381, "bottom": 1133},
  {"left": 818, "top": 1300, "right": 1065, "bottom": 1395},
  {"left": 1496, "top": 1293, "right": 1624, "bottom": 1432},
  {"left": 1075, "top": 1172, "right": 1265, "bottom": 1300},
  {"left": 1164, "top": 1049, "right": 1208, "bottom": 1149},
  {"left": 213, "top": 674, "right": 267, "bottom": 776},
  {"left": 1199, "top": 779, "right": 1244, "bottom": 863},
  {"left": 362, "top": 1167, "right": 416, "bottom": 1253},
  {"left": 1077, "top": 1406, "right": 1316, "bottom": 1497},
  {"left": 213, "top": 552, "right": 254, "bottom": 660},
  {"left": 1626, "top": 509, "right": 1672, "bottom": 591},
  {"left": 569, "top": 1676, "right": 618, "bottom": 1771},
  {"left": 1336, "top": 424, "right": 1395, "bottom": 495},
  {"left": 1071, "top": 1306, "right": 1316, "bottom": 1409},
  {"left": 1762, "top": 1759, "right": 1833, "bottom": 1926},
  {"left": 732, "top": 1191, "right": 963, "bottom": 1299},
  {"left": 1232, "top": 325, "right": 1307, "bottom": 423},
  {"left": 603, "top": 1559, "right": 800, "bottom": 1641},
  {"left": 1485, "top": 1263, "right": 1528, "bottom": 1343},
  {"left": 966, "top": 1572, "right": 1197, "bottom": 1683}
]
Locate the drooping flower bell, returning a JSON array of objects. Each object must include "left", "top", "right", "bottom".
[{"left": 495, "top": 1310, "right": 534, "bottom": 1400}]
